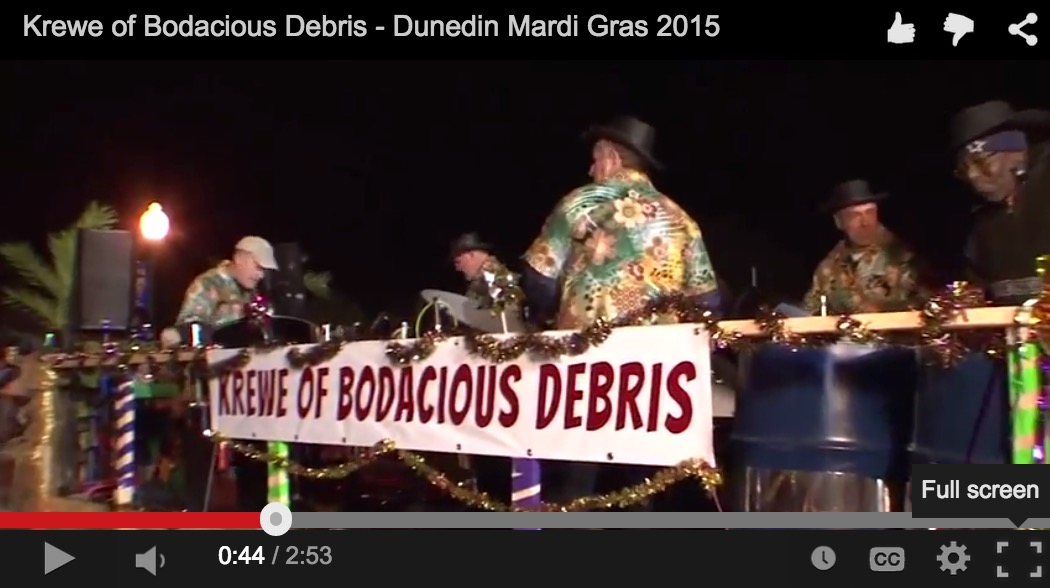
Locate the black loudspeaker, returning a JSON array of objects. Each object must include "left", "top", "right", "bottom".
[
  {"left": 267, "top": 242, "right": 307, "bottom": 319},
  {"left": 70, "top": 229, "right": 135, "bottom": 331}
]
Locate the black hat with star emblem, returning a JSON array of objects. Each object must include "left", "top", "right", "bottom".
[{"left": 950, "top": 100, "right": 1050, "bottom": 153}]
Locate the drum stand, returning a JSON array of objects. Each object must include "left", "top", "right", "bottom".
[
  {"left": 500, "top": 311, "right": 542, "bottom": 522},
  {"left": 181, "top": 324, "right": 221, "bottom": 512}
]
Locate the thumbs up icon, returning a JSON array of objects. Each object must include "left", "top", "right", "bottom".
[
  {"left": 944, "top": 13, "right": 974, "bottom": 46},
  {"left": 887, "top": 12, "right": 915, "bottom": 44}
]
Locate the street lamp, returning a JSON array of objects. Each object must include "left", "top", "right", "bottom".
[
  {"left": 135, "top": 202, "right": 169, "bottom": 340},
  {"left": 139, "top": 202, "right": 170, "bottom": 241}
]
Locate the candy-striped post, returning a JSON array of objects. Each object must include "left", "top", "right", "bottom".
[
  {"left": 267, "top": 442, "right": 291, "bottom": 506},
  {"left": 113, "top": 379, "right": 137, "bottom": 507}
]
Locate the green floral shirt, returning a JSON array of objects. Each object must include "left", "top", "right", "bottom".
[
  {"left": 523, "top": 169, "right": 718, "bottom": 329},
  {"left": 175, "top": 261, "right": 253, "bottom": 327}
]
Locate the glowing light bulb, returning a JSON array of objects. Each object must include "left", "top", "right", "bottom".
[{"left": 139, "top": 202, "right": 170, "bottom": 241}]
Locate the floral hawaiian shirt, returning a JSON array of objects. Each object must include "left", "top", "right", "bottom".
[
  {"left": 175, "top": 261, "right": 253, "bottom": 327},
  {"left": 803, "top": 227, "right": 925, "bottom": 315},
  {"left": 523, "top": 169, "right": 719, "bottom": 329}
]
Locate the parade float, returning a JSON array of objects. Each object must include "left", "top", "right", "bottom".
[
  {"left": 1, "top": 273, "right": 1047, "bottom": 515},
  {"left": 0, "top": 204, "right": 1046, "bottom": 515}
]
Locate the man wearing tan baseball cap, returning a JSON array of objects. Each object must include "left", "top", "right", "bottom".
[{"left": 171, "top": 236, "right": 279, "bottom": 330}]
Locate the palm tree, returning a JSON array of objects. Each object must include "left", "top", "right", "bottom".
[{"left": 0, "top": 201, "right": 119, "bottom": 333}]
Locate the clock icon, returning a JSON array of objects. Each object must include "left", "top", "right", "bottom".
[{"left": 811, "top": 546, "right": 836, "bottom": 571}]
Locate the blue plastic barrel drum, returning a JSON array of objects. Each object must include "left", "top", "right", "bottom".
[{"left": 729, "top": 345, "right": 1009, "bottom": 512}]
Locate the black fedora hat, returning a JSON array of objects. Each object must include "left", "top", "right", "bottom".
[
  {"left": 949, "top": 100, "right": 1050, "bottom": 152},
  {"left": 449, "top": 232, "right": 493, "bottom": 259},
  {"left": 582, "top": 115, "right": 664, "bottom": 171},
  {"left": 821, "top": 179, "right": 887, "bottom": 215}
]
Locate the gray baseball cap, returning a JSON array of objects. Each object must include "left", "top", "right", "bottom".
[{"left": 234, "top": 236, "right": 279, "bottom": 270}]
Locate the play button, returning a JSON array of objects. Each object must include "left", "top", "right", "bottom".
[{"left": 44, "top": 542, "right": 75, "bottom": 575}]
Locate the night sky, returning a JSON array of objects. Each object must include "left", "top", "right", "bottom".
[{"left": 3, "top": 60, "right": 1049, "bottom": 325}]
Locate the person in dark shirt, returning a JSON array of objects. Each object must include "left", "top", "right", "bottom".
[{"left": 950, "top": 100, "right": 1050, "bottom": 304}]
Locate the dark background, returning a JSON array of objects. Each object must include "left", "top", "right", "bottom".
[{"left": 2, "top": 60, "right": 1048, "bottom": 324}]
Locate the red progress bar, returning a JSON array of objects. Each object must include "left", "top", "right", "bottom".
[{"left": 0, "top": 512, "right": 259, "bottom": 529}]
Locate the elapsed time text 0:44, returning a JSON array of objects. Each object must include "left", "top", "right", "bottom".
[{"left": 218, "top": 545, "right": 333, "bottom": 565}]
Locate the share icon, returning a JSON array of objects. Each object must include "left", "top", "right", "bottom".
[{"left": 1008, "top": 13, "right": 1038, "bottom": 46}]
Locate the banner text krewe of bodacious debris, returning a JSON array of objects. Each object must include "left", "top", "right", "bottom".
[{"left": 208, "top": 323, "right": 714, "bottom": 467}]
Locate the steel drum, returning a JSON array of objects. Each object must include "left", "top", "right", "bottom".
[
  {"left": 912, "top": 353, "right": 1009, "bottom": 465},
  {"left": 419, "top": 289, "right": 525, "bottom": 334},
  {"left": 731, "top": 343, "right": 917, "bottom": 512},
  {"left": 212, "top": 315, "right": 319, "bottom": 348}
]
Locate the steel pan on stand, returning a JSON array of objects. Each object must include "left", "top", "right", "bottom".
[
  {"left": 419, "top": 289, "right": 526, "bottom": 334},
  {"left": 731, "top": 343, "right": 917, "bottom": 512},
  {"left": 416, "top": 289, "right": 534, "bottom": 510},
  {"left": 187, "top": 315, "right": 319, "bottom": 511}
]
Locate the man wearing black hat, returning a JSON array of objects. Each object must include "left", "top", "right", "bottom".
[
  {"left": 448, "top": 232, "right": 515, "bottom": 502},
  {"left": 449, "top": 232, "right": 519, "bottom": 312},
  {"left": 950, "top": 100, "right": 1050, "bottom": 304},
  {"left": 522, "top": 116, "right": 721, "bottom": 505},
  {"left": 803, "top": 179, "right": 925, "bottom": 315}
]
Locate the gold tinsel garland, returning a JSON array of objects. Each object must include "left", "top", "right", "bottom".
[
  {"left": 744, "top": 283, "right": 1003, "bottom": 366},
  {"left": 386, "top": 293, "right": 739, "bottom": 365},
  {"left": 40, "top": 283, "right": 1009, "bottom": 378},
  {"left": 386, "top": 286, "right": 1005, "bottom": 368},
  {"left": 211, "top": 433, "right": 722, "bottom": 512}
]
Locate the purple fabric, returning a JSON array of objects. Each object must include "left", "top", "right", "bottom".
[
  {"left": 1036, "top": 355, "right": 1049, "bottom": 463},
  {"left": 512, "top": 457, "right": 542, "bottom": 529}
]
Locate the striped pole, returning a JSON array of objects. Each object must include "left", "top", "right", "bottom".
[
  {"left": 512, "top": 458, "right": 542, "bottom": 525},
  {"left": 113, "top": 379, "right": 136, "bottom": 507},
  {"left": 267, "top": 442, "right": 291, "bottom": 506}
]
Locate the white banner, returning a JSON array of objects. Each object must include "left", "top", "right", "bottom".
[{"left": 207, "top": 323, "right": 713, "bottom": 467}]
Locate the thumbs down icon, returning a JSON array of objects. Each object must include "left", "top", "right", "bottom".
[{"left": 944, "top": 13, "right": 974, "bottom": 46}]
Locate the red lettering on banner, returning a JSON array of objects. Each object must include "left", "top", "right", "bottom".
[
  {"left": 536, "top": 364, "right": 560, "bottom": 429},
  {"left": 616, "top": 362, "right": 644, "bottom": 429},
  {"left": 586, "top": 361, "right": 614, "bottom": 431},
  {"left": 536, "top": 361, "right": 696, "bottom": 434},
  {"left": 563, "top": 362, "right": 586, "bottom": 429},
  {"left": 417, "top": 366, "right": 437, "bottom": 423},
  {"left": 218, "top": 368, "right": 290, "bottom": 417},
  {"left": 356, "top": 366, "right": 376, "bottom": 421},
  {"left": 245, "top": 369, "right": 258, "bottom": 416},
  {"left": 449, "top": 364, "right": 472, "bottom": 425},
  {"left": 222, "top": 358, "right": 693, "bottom": 434},
  {"left": 331, "top": 363, "right": 522, "bottom": 429},
  {"left": 664, "top": 361, "right": 695, "bottom": 434},
  {"left": 217, "top": 373, "right": 231, "bottom": 414},
  {"left": 375, "top": 366, "right": 395, "bottom": 421},
  {"left": 394, "top": 367, "right": 415, "bottom": 422},
  {"left": 336, "top": 367, "right": 354, "bottom": 420},
  {"left": 498, "top": 365, "right": 521, "bottom": 426}
]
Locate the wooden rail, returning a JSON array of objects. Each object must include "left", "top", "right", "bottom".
[
  {"left": 720, "top": 306, "right": 1020, "bottom": 337},
  {"left": 40, "top": 306, "right": 1021, "bottom": 369}
]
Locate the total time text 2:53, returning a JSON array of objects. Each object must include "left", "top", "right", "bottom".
[{"left": 218, "top": 546, "right": 333, "bottom": 566}]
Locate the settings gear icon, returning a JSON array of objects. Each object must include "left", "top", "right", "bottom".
[{"left": 938, "top": 541, "right": 971, "bottom": 575}]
